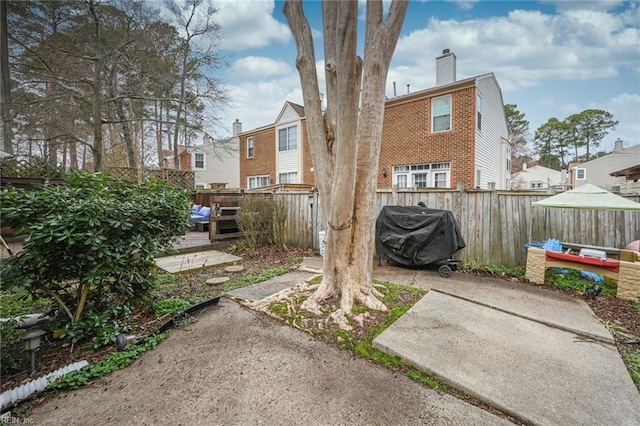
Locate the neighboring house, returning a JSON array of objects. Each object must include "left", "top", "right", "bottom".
[
  {"left": 159, "top": 121, "right": 241, "bottom": 190},
  {"left": 510, "top": 163, "right": 567, "bottom": 191},
  {"left": 570, "top": 139, "right": 640, "bottom": 193},
  {"left": 610, "top": 164, "right": 640, "bottom": 194},
  {"left": 191, "top": 120, "right": 241, "bottom": 189},
  {"left": 160, "top": 145, "right": 191, "bottom": 170},
  {"left": 238, "top": 49, "right": 510, "bottom": 190}
]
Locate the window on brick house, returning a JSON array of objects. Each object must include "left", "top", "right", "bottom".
[
  {"left": 393, "top": 162, "right": 451, "bottom": 188},
  {"left": 278, "top": 171, "right": 298, "bottom": 183},
  {"left": 247, "top": 137, "right": 254, "bottom": 158},
  {"left": 248, "top": 175, "right": 269, "bottom": 189},
  {"left": 432, "top": 95, "right": 451, "bottom": 132},
  {"left": 476, "top": 93, "right": 482, "bottom": 131}
]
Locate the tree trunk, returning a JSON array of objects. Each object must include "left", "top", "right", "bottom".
[
  {"left": 0, "top": 0, "right": 12, "bottom": 155},
  {"left": 92, "top": 60, "right": 103, "bottom": 172},
  {"left": 156, "top": 101, "right": 163, "bottom": 167},
  {"left": 284, "top": 0, "right": 407, "bottom": 318},
  {"left": 118, "top": 98, "right": 137, "bottom": 170}
]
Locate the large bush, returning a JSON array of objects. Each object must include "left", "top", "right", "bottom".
[{"left": 0, "top": 171, "right": 190, "bottom": 327}]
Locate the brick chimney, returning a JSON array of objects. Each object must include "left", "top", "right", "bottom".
[
  {"left": 614, "top": 138, "right": 624, "bottom": 152},
  {"left": 233, "top": 119, "right": 242, "bottom": 137},
  {"left": 436, "top": 48, "right": 456, "bottom": 86}
]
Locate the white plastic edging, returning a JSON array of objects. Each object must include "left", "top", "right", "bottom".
[{"left": 0, "top": 361, "right": 88, "bottom": 410}]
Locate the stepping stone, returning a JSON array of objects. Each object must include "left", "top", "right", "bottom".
[
  {"left": 224, "top": 265, "right": 245, "bottom": 273},
  {"left": 206, "top": 277, "right": 230, "bottom": 285}
]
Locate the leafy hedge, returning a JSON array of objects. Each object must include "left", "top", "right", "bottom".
[{"left": 0, "top": 171, "right": 190, "bottom": 328}]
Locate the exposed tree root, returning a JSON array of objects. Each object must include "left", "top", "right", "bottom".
[
  {"left": 230, "top": 275, "right": 387, "bottom": 332},
  {"left": 329, "top": 309, "right": 352, "bottom": 331}
]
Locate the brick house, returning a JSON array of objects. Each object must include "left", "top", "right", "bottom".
[{"left": 239, "top": 50, "right": 510, "bottom": 190}]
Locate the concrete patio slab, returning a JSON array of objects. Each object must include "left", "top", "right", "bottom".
[
  {"left": 155, "top": 250, "right": 241, "bottom": 273},
  {"left": 226, "top": 270, "right": 316, "bottom": 302},
  {"left": 413, "top": 272, "right": 615, "bottom": 344},
  {"left": 373, "top": 291, "right": 640, "bottom": 426}
]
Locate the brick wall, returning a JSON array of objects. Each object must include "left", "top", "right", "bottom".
[
  {"left": 300, "top": 119, "right": 315, "bottom": 185},
  {"left": 240, "top": 85, "right": 480, "bottom": 189},
  {"left": 378, "top": 87, "right": 476, "bottom": 188},
  {"left": 240, "top": 127, "right": 276, "bottom": 187}
]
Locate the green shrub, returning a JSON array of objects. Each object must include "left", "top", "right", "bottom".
[
  {"left": 0, "top": 291, "right": 52, "bottom": 373},
  {"left": 52, "top": 304, "right": 133, "bottom": 349},
  {"left": 545, "top": 269, "right": 616, "bottom": 295},
  {"left": 48, "top": 332, "right": 168, "bottom": 390},
  {"left": 237, "top": 195, "right": 287, "bottom": 252},
  {"left": 0, "top": 171, "right": 189, "bottom": 336}
]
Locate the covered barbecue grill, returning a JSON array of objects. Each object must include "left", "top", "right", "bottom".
[{"left": 375, "top": 206, "right": 466, "bottom": 277}]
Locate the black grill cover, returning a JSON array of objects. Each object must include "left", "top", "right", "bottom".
[{"left": 375, "top": 206, "right": 466, "bottom": 266}]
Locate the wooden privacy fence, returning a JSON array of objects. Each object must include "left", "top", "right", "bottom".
[{"left": 273, "top": 189, "right": 640, "bottom": 268}]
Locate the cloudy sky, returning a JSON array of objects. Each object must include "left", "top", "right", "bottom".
[{"left": 206, "top": 0, "right": 639, "bottom": 154}]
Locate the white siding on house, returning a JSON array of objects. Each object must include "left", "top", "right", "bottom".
[
  {"left": 193, "top": 137, "right": 240, "bottom": 189},
  {"left": 436, "top": 52, "right": 456, "bottom": 86},
  {"left": 474, "top": 75, "right": 508, "bottom": 189},
  {"left": 276, "top": 123, "right": 301, "bottom": 180},
  {"left": 574, "top": 144, "right": 640, "bottom": 191},
  {"left": 511, "top": 165, "right": 562, "bottom": 190},
  {"left": 276, "top": 104, "right": 301, "bottom": 124}
]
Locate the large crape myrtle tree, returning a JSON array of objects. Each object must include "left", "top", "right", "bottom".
[{"left": 283, "top": 0, "right": 407, "bottom": 325}]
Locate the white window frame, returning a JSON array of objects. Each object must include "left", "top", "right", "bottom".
[
  {"left": 576, "top": 168, "right": 586, "bottom": 180},
  {"left": 431, "top": 95, "right": 452, "bottom": 133},
  {"left": 248, "top": 175, "right": 269, "bottom": 189},
  {"left": 193, "top": 152, "right": 205, "bottom": 170},
  {"left": 530, "top": 181, "right": 543, "bottom": 189},
  {"left": 392, "top": 162, "right": 451, "bottom": 188},
  {"left": 278, "top": 125, "right": 297, "bottom": 152},
  {"left": 476, "top": 93, "right": 482, "bottom": 131},
  {"left": 247, "top": 137, "right": 254, "bottom": 158},
  {"left": 195, "top": 183, "right": 206, "bottom": 189},
  {"left": 278, "top": 171, "right": 298, "bottom": 184},
  {"left": 506, "top": 147, "right": 512, "bottom": 173}
]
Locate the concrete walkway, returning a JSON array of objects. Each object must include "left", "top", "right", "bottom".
[{"left": 232, "top": 257, "right": 640, "bottom": 425}]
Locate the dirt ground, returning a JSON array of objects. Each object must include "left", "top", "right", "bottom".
[
  {"left": 5, "top": 247, "right": 638, "bottom": 424},
  {"left": 22, "top": 298, "right": 510, "bottom": 425}
]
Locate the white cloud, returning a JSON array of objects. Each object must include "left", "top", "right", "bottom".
[
  {"left": 230, "top": 56, "right": 292, "bottom": 78},
  {"left": 447, "top": 0, "right": 479, "bottom": 11},
  {"left": 215, "top": 0, "right": 291, "bottom": 50},
  {"left": 600, "top": 93, "right": 640, "bottom": 149},
  {"left": 392, "top": 6, "right": 640, "bottom": 94}
]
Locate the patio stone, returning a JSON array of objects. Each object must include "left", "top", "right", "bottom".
[{"left": 206, "top": 277, "right": 230, "bottom": 285}]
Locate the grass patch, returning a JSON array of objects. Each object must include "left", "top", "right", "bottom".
[
  {"left": 635, "top": 299, "right": 640, "bottom": 313},
  {"left": 223, "top": 266, "right": 291, "bottom": 292},
  {"left": 465, "top": 264, "right": 526, "bottom": 279},
  {"left": 622, "top": 350, "right": 640, "bottom": 386},
  {"left": 545, "top": 269, "right": 616, "bottom": 295},
  {"left": 154, "top": 298, "right": 192, "bottom": 317},
  {"left": 266, "top": 281, "right": 447, "bottom": 391},
  {"left": 406, "top": 369, "right": 442, "bottom": 390}
]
